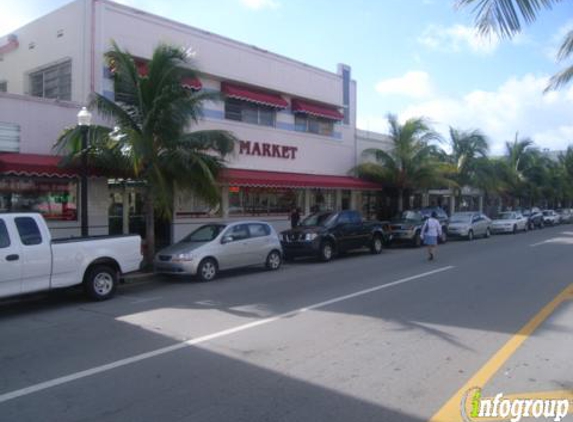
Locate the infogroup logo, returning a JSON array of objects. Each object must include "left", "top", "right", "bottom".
[{"left": 461, "top": 387, "right": 571, "bottom": 422}]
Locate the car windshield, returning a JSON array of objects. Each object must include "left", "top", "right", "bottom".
[
  {"left": 450, "top": 214, "right": 472, "bottom": 223},
  {"left": 542, "top": 211, "right": 552, "bottom": 216},
  {"left": 181, "top": 224, "right": 226, "bottom": 242},
  {"left": 300, "top": 212, "right": 337, "bottom": 227},
  {"left": 394, "top": 211, "right": 422, "bottom": 221},
  {"left": 498, "top": 212, "right": 516, "bottom": 220}
]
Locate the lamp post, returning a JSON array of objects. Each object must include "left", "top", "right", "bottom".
[{"left": 77, "top": 107, "right": 92, "bottom": 237}]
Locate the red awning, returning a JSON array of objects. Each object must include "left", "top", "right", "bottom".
[
  {"left": 219, "top": 168, "right": 381, "bottom": 190},
  {"left": 221, "top": 82, "right": 288, "bottom": 109},
  {"left": 291, "top": 99, "right": 344, "bottom": 121},
  {"left": 181, "top": 76, "right": 202, "bottom": 91},
  {"left": 0, "top": 153, "right": 79, "bottom": 178},
  {"left": 129, "top": 60, "right": 202, "bottom": 90},
  {"left": 0, "top": 35, "right": 19, "bottom": 55}
]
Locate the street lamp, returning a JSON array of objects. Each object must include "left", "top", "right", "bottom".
[{"left": 77, "top": 106, "right": 92, "bottom": 237}]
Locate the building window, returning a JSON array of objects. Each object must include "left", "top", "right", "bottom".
[
  {"left": 224, "top": 98, "right": 276, "bottom": 127},
  {"left": 29, "top": 60, "right": 71, "bottom": 100},
  {"left": 0, "top": 178, "right": 78, "bottom": 221},
  {"left": 0, "top": 122, "right": 20, "bottom": 152},
  {"left": 0, "top": 81, "right": 7, "bottom": 92},
  {"left": 294, "top": 115, "right": 334, "bottom": 136},
  {"left": 310, "top": 189, "right": 336, "bottom": 212},
  {"left": 229, "top": 187, "right": 303, "bottom": 216}
]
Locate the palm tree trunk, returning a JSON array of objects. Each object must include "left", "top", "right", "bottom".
[
  {"left": 144, "top": 191, "right": 155, "bottom": 267},
  {"left": 398, "top": 189, "right": 404, "bottom": 212}
]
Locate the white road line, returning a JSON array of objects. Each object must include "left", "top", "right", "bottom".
[
  {"left": 530, "top": 240, "right": 549, "bottom": 247},
  {"left": 0, "top": 265, "right": 454, "bottom": 404}
]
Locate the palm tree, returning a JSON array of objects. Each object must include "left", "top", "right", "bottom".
[
  {"left": 446, "top": 127, "right": 490, "bottom": 211},
  {"left": 56, "top": 42, "right": 237, "bottom": 264},
  {"left": 354, "top": 114, "right": 445, "bottom": 212},
  {"left": 456, "top": 0, "right": 572, "bottom": 90}
]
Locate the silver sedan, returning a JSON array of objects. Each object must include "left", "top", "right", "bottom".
[
  {"left": 447, "top": 212, "right": 492, "bottom": 240},
  {"left": 154, "top": 221, "right": 283, "bottom": 281}
]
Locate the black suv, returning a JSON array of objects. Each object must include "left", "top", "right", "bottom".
[{"left": 280, "top": 210, "right": 389, "bottom": 262}]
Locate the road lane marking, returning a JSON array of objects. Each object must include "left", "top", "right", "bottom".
[
  {"left": 0, "top": 265, "right": 454, "bottom": 404},
  {"left": 429, "top": 283, "right": 573, "bottom": 422}
]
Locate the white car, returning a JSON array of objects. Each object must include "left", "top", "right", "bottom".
[
  {"left": 491, "top": 212, "right": 528, "bottom": 234},
  {"left": 154, "top": 221, "right": 283, "bottom": 281},
  {"left": 542, "top": 210, "right": 561, "bottom": 226},
  {"left": 1, "top": 213, "right": 142, "bottom": 301}
]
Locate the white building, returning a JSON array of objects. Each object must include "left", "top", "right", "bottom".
[{"left": 0, "top": 0, "right": 382, "bottom": 244}]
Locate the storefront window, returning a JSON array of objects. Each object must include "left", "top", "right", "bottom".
[
  {"left": 310, "top": 189, "right": 335, "bottom": 212},
  {"left": 229, "top": 187, "right": 303, "bottom": 216},
  {"left": 0, "top": 178, "right": 78, "bottom": 221}
]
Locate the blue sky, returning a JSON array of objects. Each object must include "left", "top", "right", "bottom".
[{"left": 2, "top": 0, "right": 573, "bottom": 154}]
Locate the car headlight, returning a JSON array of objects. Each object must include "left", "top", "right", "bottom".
[
  {"left": 172, "top": 252, "right": 195, "bottom": 262},
  {"left": 305, "top": 233, "right": 318, "bottom": 241}
]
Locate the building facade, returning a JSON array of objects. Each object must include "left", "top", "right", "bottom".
[{"left": 0, "top": 0, "right": 381, "bottom": 244}]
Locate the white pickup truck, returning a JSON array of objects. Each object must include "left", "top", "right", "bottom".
[{"left": 0, "top": 213, "right": 142, "bottom": 301}]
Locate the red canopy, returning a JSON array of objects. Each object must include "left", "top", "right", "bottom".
[
  {"left": 0, "top": 153, "right": 79, "bottom": 178},
  {"left": 219, "top": 168, "right": 381, "bottom": 190},
  {"left": 221, "top": 82, "right": 288, "bottom": 109},
  {"left": 131, "top": 60, "right": 202, "bottom": 90},
  {"left": 181, "top": 76, "right": 202, "bottom": 91},
  {"left": 291, "top": 99, "right": 344, "bottom": 121}
]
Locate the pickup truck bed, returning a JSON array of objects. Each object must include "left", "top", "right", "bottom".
[{"left": 1, "top": 213, "right": 142, "bottom": 301}]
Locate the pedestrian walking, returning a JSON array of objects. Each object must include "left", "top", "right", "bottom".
[
  {"left": 290, "top": 207, "right": 301, "bottom": 229},
  {"left": 421, "top": 211, "right": 442, "bottom": 261}
]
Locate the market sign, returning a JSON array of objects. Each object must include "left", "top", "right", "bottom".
[{"left": 239, "top": 140, "right": 298, "bottom": 160}]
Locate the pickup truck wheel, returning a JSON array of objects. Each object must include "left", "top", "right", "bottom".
[
  {"left": 319, "top": 241, "right": 334, "bottom": 262},
  {"left": 266, "top": 250, "right": 282, "bottom": 270},
  {"left": 370, "top": 235, "right": 383, "bottom": 254},
  {"left": 197, "top": 258, "right": 218, "bottom": 282},
  {"left": 83, "top": 265, "right": 117, "bottom": 301}
]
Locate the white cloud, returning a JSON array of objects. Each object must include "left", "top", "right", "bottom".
[
  {"left": 240, "top": 0, "right": 280, "bottom": 10},
  {"left": 360, "top": 74, "right": 573, "bottom": 155},
  {"left": 418, "top": 24, "right": 500, "bottom": 55},
  {"left": 375, "top": 71, "right": 434, "bottom": 99},
  {"left": 544, "top": 19, "right": 573, "bottom": 62}
]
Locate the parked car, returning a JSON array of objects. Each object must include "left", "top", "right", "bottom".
[
  {"left": 0, "top": 213, "right": 142, "bottom": 301},
  {"left": 556, "top": 208, "right": 573, "bottom": 224},
  {"left": 447, "top": 212, "right": 491, "bottom": 240},
  {"left": 542, "top": 210, "right": 561, "bottom": 226},
  {"left": 154, "top": 221, "right": 282, "bottom": 281},
  {"left": 522, "top": 208, "right": 544, "bottom": 229},
  {"left": 280, "top": 210, "right": 388, "bottom": 262},
  {"left": 390, "top": 209, "right": 447, "bottom": 247},
  {"left": 491, "top": 212, "right": 528, "bottom": 234}
]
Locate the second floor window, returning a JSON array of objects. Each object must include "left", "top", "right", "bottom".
[
  {"left": 294, "top": 115, "right": 334, "bottom": 136},
  {"left": 29, "top": 60, "right": 72, "bottom": 100},
  {"left": 225, "top": 98, "right": 276, "bottom": 127}
]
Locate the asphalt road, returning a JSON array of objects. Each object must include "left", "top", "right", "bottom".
[{"left": 1, "top": 225, "right": 572, "bottom": 422}]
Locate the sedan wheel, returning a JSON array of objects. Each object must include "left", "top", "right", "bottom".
[
  {"left": 198, "top": 258, "right": 217, "bottom": 282},
  {"left": 320, "top": 242, "right": 334, "bottom": 262},
  {"left": 371, "top": 235, "right": 383, "bottom": 254},
  {"left": 485, "top": 228, "right": 491, "bottom": 238},
  {"left": 467, "top": 230, "right": 474, "bottom": 241},
  {"left": 512, "top": 225, "right": 517, "bottom": 234},
  {"left": 266, "top": 250, "right": 282, "bottom": 270}
]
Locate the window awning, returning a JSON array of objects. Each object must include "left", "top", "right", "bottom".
[
  {"left": 133, "top": 60, "right": 202, "bottom": 90},
  {"left": 0, "top": 35, "right": 19, "bottom": 55},
  {"left": 221, "top": 82, "right": 289, "bottom": 109},
  {"left": 0, "top": 153, "right": 79, "bottom": 178},
  {"left": 219, "top": 168, "right": 382, "bottom": 190},
  {"left": 291, "top": 99, "right": 344, "bottom": 121}
]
